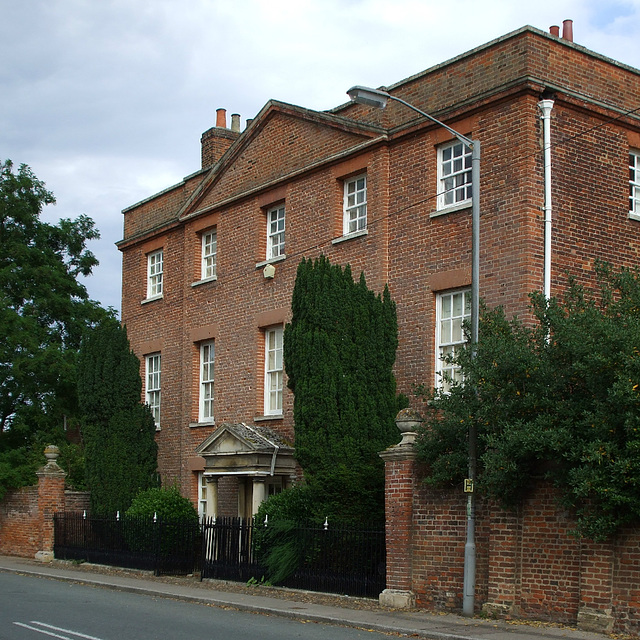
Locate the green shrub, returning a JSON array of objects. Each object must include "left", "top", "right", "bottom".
[
  {"left": 255, "top": 484, "right": 316, "bottom": 524},
  {"left": 252, "top": 485, "right": 318, "bottom": 584},
  {"left": 126, "top": 486, "right": 199, "bottom": 523},
  {"left": 124, "top": 486, "right": 199, "bottom": 555}
]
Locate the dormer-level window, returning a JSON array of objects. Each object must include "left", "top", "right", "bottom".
[
  {"left": 630, "top": 151, "right": 640, "bottom": 218},
  {"left": 201, "top": 229, "right": 217, "bottom": 279},
  {"left": 343, "top": 174, "right": 367, "bottom": 235},
  {"left": 267, "top": 205, "right": 285, "bottom": 259},
  {"left": 438, "top": 141, "right": 472, "bottom": 210},
  {"left": 147, "top": 249, "right": 163, "bottom": 298}
]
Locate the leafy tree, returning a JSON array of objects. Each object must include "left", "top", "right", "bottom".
[
  {"left": 416, "top": 263, "right": 640, "bottom": 541},
  {"left": 0, "top": 159, "right": 107, "bottom": 499},
  {"left": 283, "top": 255, "right": 401, "bottom": 523},
  {"left": 78, "top": 317, "right": 158, "bottom": 515}
]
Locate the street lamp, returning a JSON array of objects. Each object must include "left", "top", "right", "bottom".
[{"left": 347, "top": 85, "right": 480, "bottom": 617}]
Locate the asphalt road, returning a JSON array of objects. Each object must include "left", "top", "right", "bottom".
[{"left": 1, "top": 572, "right": 397, "bottom": 640}]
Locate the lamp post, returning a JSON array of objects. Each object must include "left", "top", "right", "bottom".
[{"left": 347, "top": 85, "right": 480, "bottom": 616}]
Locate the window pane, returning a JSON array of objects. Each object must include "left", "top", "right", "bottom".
[
  {"left": 439, "top": 142, "right": 472, "bottom": 210},
  {"left": 343, "top": 174, "right": 367, "bottom": 235}
]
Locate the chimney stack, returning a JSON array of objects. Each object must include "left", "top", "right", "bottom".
[
  {"left": 201, "top": 107, "right": 241, "bottom": 168},
  {"left": 562, "top": 19, "right": 573, "bottom": 42}
]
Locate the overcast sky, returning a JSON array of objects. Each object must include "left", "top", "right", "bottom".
[{"left": 2, "top": 0, "right": 640, "bottom": 313}]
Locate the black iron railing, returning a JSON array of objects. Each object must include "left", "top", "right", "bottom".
[
  {"left": 53, "top": 512, "right": 201, "bottom": 576},
  {"left": 54, "top": 513, "right": 385, "bottom": 596},
  {"left": 201, "top": 516, "right": 385, "bottom": 597}
]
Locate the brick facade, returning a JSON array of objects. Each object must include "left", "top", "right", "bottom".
[{"left": 118, "top": 24, "right": 640, "bottom": 624}]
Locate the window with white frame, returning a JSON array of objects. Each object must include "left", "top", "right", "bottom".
[
  {"left": 343, "top": 174, "right": 367, "bottom": 235},
  {"left": 198, "top": 472, "right": 208, "bottom": 520},
  {"left": 267, "top": 205, "right": 285, "bottom": 259},
  {"left": 436, "top": 290, "right": 471, "bottom": 392},
  {"left": 630, "top": 150, "right": 640, "bottom": 217},
  {"left": 199, "top": 341, "right": 215, "bottom": 422},
  {"left": 264, "top": 326, "right": 283, "bottom": 415},
  {"left": 145, "top": 353, "right": 161, "bottom": 428},
  {"left": 201, "top": 229, "right": 217, "bottom": 279},
  {"left": 438, "top": 141, "right": 472, "bottom": 210},
  {"left": 147, "top": 249, "right": 163, "bottom": 298}
]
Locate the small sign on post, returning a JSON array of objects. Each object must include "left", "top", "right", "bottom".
[{"left": 464, "top": 478, "right": 474, "bottom": 493}]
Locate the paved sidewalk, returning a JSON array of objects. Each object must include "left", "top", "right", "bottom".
[{"left": 0, "top": 555, "right": 611, "bottom": 640}]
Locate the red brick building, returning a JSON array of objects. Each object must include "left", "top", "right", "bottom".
[{"left": 119, "top": 24, "right": 640, "bottom": 524}]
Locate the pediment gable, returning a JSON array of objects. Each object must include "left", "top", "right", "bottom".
[
  {"left": 195, "top": 422, "right": 293, "bottom": 456},
  {"left": 179, "top": 102, "right": 382, "bottom": 220}
]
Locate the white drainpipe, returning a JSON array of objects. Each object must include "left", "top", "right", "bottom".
[{"left": 539, "top": 99, "right": 554, "bottom": 299}]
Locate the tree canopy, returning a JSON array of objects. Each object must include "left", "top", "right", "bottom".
[
  {"left": 283, "top": 255, "right": 401, "bottom": 522},
  {"left": 78, "top": 317, "right": 158, "bottom": 515},
  {"left": 416, "top": 264, "right": 640, "bottom": 540},
  {"left": 0, "top": 160, "right": 108, "bottom": 499}
]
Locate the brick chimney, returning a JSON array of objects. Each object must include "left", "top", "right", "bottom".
[{"left": 201, "top": 107, "right": 241, "bottom": 169}]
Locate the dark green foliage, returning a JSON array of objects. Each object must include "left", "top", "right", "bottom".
[
  {"left": 126, "top": 486, "right": 199, "bottom": 523},
  {"left": 255, "top": 484, "right": 316, "bottom": 524},
  {"left": 0, "top": 159, "right": 108, "bottom": 499},
  {"left": 78, "top": 318, "right": 158, "bottom": 515},
  {"left": 125, "top": 487, "right": 199, "bottom": 555},
  {"left": 284, "top": 256, "right": 400, "bottom": 523},
  {"left": 253, "top": 485, "right": 317, "bottom": 584},
  {"left": 416, "top": 263, "right": 640, "bottom": 541}
]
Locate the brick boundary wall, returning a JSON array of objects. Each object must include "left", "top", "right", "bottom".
[
  {"left": 381, "top": 434, "right": 640, "bottom": 636},
  {"left": 0, "top": 446, "right": 89, "bottom": 560}
]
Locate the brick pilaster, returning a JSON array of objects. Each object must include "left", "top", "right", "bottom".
[
  {"left": 577, "top": 539, "right": 615, "bottom": 634},
  {"left": 35, "top": 445, "right": 67, "bottom": 561},
  {"left": 379, "top": 421, "right": 419, "bottom": 608}
]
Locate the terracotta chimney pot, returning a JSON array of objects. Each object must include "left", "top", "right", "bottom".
[
  {"left": 216, "top": 108, "right": 227, "bottom": 128},
  {"left": 550, "top": 25, "right": 560, "bottom": 37},
  {"left": 562, "top": 19, "right": 573, "bottom": 42}
]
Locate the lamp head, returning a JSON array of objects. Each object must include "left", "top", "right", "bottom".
[{"left": 347, "top": 85, "right": 390, "bottom": 109}]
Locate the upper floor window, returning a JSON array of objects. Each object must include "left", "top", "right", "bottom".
[
  {"left": 438, "top": 141, "right": 472, "bottom": 210},
  {"left": 201, "top": 229, "right": 217, "bottom": 280},
  {"left": 264, "top": 326, "right": 283, "bottom": 416},
  {"left": 199, "top": 341, "right": 215, "bottom": 422},
  {"left": 147, "top": 249, "right": 163, "bottom": 298},
  {"left": 630, "top": 151, "right": 640, "bottom": 218},
  {"left": 436, "top": 290, "right": 471, "bottom": 392},
  {"left": 343, "top": 174, "right": 367, "bottom": 235},
  {"left": 145, "top": 353, "right": 161, "bottom": 428},
  {"left": 267, "top": 205, "right": 285, "bottom": 259}
]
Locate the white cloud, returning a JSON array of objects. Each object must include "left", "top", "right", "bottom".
[{"left": 2, "top": 0, "right": 639, "bottom": 313}]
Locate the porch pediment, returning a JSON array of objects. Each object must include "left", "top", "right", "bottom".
[{"left": 195, "top": 422, "right": 295, "bottom": 477}]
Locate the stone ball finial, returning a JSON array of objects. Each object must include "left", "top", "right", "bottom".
[
  {"left": 395, "top": 408, "right": 423, "bottom": 445},
  {"left": 44, "top": 444, "right": 60, "bottom": 462}
]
